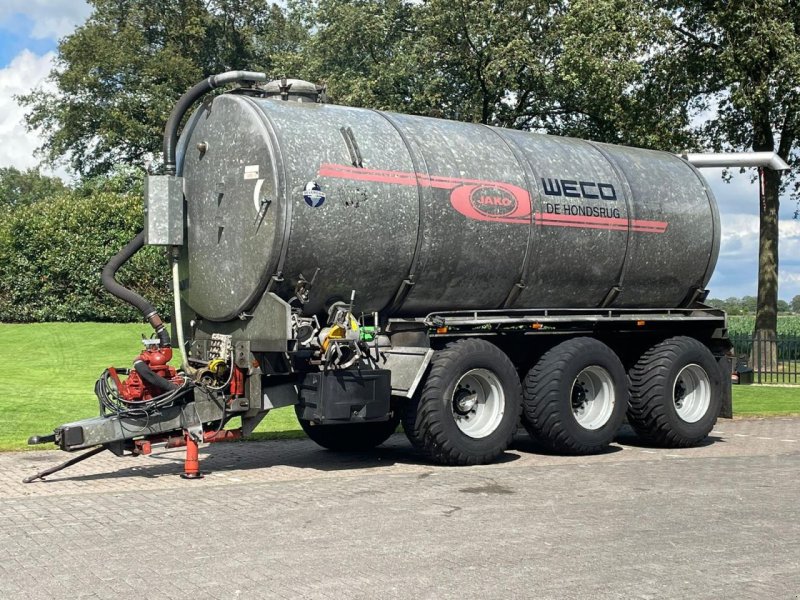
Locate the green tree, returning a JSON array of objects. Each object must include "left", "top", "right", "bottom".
[
  {"left": 792, "top": 294, "right": 800, "bottom": 313},
  {"left": 777, "top": 299, "right": 790, "bottom": 313},
  {"left": 721, "top": 297, "right": 745, "bottom": 315},
  {"left": 284, "top": 0, "right": 419, "bottom": 112},
  {"left": 404, "top": 0, "right": 563, "bottom": 128},
  {"left": 740, "top": 295, "right": 758, "bottom": 314},
  {"left": 654, "top": 1, "right": 800, "bottom": 342},
  {"left": 19, "top": 0, "right": 307, "bottom": 177},
  {"left": 288, "top": 0, "right": 695, "bottom": 148},
  {"left": 73, "top": 165, "right": 145, "bottom": 198},
  {"left": 545, "top": 0, "right": 699, "bottom": 149},
  {"left": 0, "top": 167, "right": 67, "bottom": 208}
]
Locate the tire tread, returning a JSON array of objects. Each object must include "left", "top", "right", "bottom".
[
  {"left": 522, "top": 337, "right": 626, "bottom": 454},
  {"left": 402, "top": 338, "right": 522, "bottom": 466},
  {"left": 627, "top": 336, "right": 719, "bottom": 448}
]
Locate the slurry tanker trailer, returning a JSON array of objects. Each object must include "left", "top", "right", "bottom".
[{"left": 24, "top": 72, "right": 790, "bottom": 481}]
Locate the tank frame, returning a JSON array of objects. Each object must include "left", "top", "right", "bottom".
[{"left": 390, "top": 305, "right": 733, "bottom": 419}]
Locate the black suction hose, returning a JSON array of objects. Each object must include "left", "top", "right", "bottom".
[
  {"left": 163, "top": 70, "right": 267, "bottom": 175},
  {"left": 103, "top": 71, "right": 268, "bottom": 346},
  {"left": 102, "top": 231, "right": 170, "bottom": 347}
]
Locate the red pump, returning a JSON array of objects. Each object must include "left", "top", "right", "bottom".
[{"left": 108, "top": 345, "right": 184, "bottom": 403}]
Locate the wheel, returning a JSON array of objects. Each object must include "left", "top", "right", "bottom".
[
  {"left": 627, "top": 336, "right": 721, "bottom": 447},
  {"left": 401, "top": 338, "right": 522, "bottom": 465},
  {"left": 295, "top": 408, "right": 400, "bottom": 451},
  {"left": 522, "top": 337, "right": 628, "bottom": 454}
]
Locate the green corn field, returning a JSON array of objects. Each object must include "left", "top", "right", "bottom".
[{"left": 727, "top": 315, "right": 800, "bottom": 337}]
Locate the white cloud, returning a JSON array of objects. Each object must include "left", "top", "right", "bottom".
[
  {"left": 717, "top": 213, "right": 800, "bottom": 256},
  {"left": 781, "top": 272, "right": 800, "bottom": 286},
  {"left": 0, "top": 1, "right": 91, "bottom": 39},
  {"left": 0, "top": 49, "right": 68, "bottom": 175},
  {"left": 718, "top": 213, "right": 759, "bottom": 259}
]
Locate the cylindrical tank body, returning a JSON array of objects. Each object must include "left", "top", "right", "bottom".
[{"left": 177, "top": 93, "right": 720, "bottom": 321}]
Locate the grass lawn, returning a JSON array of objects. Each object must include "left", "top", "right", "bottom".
[
  {"left": 0, "top": 322, "right": 798, "bottom": 451},
  {"left": 729, "top": 384, "right": 800, "bottom": 417}
]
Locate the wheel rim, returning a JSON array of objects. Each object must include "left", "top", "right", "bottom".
[
  {"left": 673, "top": 364, "right": 711, "bottom": 423},
  {"left": 451, "top": 369, "right": 505, "bottom": 439},
  {"left": 570, "top": 366, "right": 615, "bottom": 430}
]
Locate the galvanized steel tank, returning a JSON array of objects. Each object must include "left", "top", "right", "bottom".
[{"left": 176, "top": 90, "right": 720, "bottom": 321}]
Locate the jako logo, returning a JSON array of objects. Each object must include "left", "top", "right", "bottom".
[
  {"left": 469, "top": 186, "right": 518, "bottom": 217},
  {"left": 450, "top": 182, "right": 531, "bottom": 224}
]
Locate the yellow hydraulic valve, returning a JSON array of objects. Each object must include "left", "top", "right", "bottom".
[{"left": 320, "top": 314, "right": 359, "bottom": 352}]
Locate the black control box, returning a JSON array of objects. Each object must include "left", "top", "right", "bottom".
[{"left": 297, "top": 369, "right": 391, "bottom": 424}]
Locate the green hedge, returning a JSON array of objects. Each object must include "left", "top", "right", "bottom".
[{"left": 0, "top": 191, "right": 171, "bottom": 322}]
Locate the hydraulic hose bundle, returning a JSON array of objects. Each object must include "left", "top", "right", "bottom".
[{"left": 94, "top": 367, "right": 190, "bottom": 418}]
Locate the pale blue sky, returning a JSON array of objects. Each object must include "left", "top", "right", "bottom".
[{"left": 0, "top": 2, "right": 797, "bottom": 302}]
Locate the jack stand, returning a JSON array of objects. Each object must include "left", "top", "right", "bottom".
[{"left": 180, "top": 431, "right": 204, "bottom": 479}]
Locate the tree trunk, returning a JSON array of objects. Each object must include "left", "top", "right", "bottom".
[{"left": 753, "top": 166, "right": 781, "bottom": 374}]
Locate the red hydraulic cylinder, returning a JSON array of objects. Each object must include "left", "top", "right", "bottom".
[{"left": 181, "top": 432, "right": 203, "bottom": 480}]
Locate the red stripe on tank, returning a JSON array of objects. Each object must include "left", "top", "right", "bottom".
[{"left": 318, "top": 163, "right": 668, "bottom": 234}]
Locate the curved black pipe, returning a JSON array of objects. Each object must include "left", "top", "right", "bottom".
[
  {"left": 103, "top": 71, "right": 267, "bottom": 347},
  {"left": 163, "top": 70, "right": 267, "bottom": 175},
  {"left": 102, "top": 231, "right": 170, "bottom": 347},
  {"left": 162, "top": 78, "right": 215, "bottom": 175},
  {"left": 134, "top": 360, "right": 178, "bottom": 391}
]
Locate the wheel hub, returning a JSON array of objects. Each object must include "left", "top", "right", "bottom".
[
  {"left": 571, "top": 383, "right": 588, "bottom": 413},
  {"left": 453, "top": 387, "right": 478, "bottom": 415},
  {"left": 570, "top": 366, "right": 615, "bottom": 430},
  {"left": 674, "top": 381, "right": 687, "bottom": 409},
  {"left": 673, "top": 364, "right": 711, "bottom": 423},
  {"left": 450, "top": 369, "right": 505, "bottom": 439}
]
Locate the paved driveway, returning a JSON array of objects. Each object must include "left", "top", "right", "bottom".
[{"left": 1, "top": 418, "right": 798, "bottom": 599}]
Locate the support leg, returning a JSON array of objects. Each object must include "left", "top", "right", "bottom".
[
  {"left": 23, "top": 446, "right": 106, "bottom": 483},
  {"left": 180, "top": 431, "right": 204, "bottom": 479}
]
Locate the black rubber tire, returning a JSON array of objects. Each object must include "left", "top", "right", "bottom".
[
  {"left": 401, "top": 338, "right": 522, "bottom": 465},
  {"left": 627, "top": 336, "right": 721, "bottom": 447},
  {"left": 522, "top": 337, "right": 628, "bottom": 454},
  {"left": 295, "top": 408, "right": 401, "bottom": 451}
]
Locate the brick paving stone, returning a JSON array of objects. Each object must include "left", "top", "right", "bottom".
[{"left": 0, "top": 417, "right": 797, "bottom": 599}]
